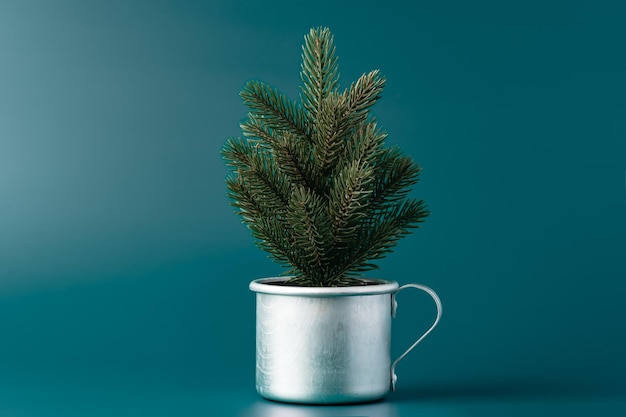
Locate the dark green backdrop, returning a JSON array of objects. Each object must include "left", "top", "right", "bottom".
[{"left": 1, "top": 0, "right": 624, "bottom": 415}]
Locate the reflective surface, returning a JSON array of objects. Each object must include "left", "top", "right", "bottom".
[
  {"left": 1, "top": 369, "right": 624, "bottom": 417},
  {"left": 241, "top": 399, "right": 399, "bottom": 417}
]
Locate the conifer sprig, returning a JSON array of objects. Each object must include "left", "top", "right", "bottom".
[{"left": 222, "top": 27, "right": 429, "bottom": 287}]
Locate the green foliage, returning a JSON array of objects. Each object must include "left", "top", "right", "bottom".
[{"left": 222, "top": 27, "right": 429, "bottom": 287}]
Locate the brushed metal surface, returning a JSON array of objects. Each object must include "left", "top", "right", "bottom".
[
  {"left": 249, "top": 277, "right": 442, "bottom": 404},
  {"left": 251, "top": 278, "right": 397, "bottom": 404}
]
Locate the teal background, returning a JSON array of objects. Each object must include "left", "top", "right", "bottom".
[{"left": 1, "top": 0, "right": 625, "bottom": 415}]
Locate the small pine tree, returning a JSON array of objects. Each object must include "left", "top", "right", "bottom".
[{"left": 222, "top": 27, "right": 429, "bottom": 287}]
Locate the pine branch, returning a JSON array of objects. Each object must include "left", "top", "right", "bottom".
[
  {"left": 311, "top": 71, "right": 385, "bottom": 176},
  {"left": 223, "top": 27, "right": 429, "bottom": 286},
  {"left": 369, "top": 146, "right": 422, "bottom": 211},
  {"left": 240, "top": 80, "right": 310, "bottom": 140},
  {"left": 226, "top": 175, "right": 275, "bottom": 221},
  {"left": 240, "top": 113, "right": 275, "bottom": 144},
  {"left": 271, "top": 133, "right": 319, "bottom": 193},
  {"left": 328, "top": 159, "right": 373, "bottom": 248},
  {"left": 222, "top": 137, "right": 290, "bottom": 207},
  {"left": 341, "top": 120, "right": 387, "bottom": 170},
  {"left": 342, "top": 70, "right": 386, "bottom": 129},
  {"left": 240, "top": 114, "right": 321, "bottom": 193},
  {"left": 226, "top": 177, "right": 304, "bottom": 276},
  {"left": 300, "top": 27, "right": 340, "bottom": 123},
  {"left": 287, "top": 186, "right": 333, "bottom": 285},
  {"left": 339, "top": 199, "right": 429, "bottom": 276},
  {"left": 252, "top": 214, "right": 299, "bottom": 270},
  {"left": 312, "top": 93, "right": 348, "bottom": 175}
]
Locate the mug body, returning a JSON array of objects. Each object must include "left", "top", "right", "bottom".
[{"left": 249, "top": 277, "right": 399, "bottom": 404}]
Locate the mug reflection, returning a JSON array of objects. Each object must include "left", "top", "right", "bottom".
[{"left": 241, "top": 399, "right": 397, "bottom": 417}]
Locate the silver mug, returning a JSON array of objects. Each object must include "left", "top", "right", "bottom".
[{"left": 249, "top": 277, "right": 442, "bottom": 404}]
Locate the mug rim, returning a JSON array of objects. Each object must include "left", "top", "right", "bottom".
[{"left": 249, "top": 277, "right": 399, "bottom": 297}]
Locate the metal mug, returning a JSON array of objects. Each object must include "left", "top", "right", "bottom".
[{"left": 249, "top": 277, "right": 442, "bottom": 404}]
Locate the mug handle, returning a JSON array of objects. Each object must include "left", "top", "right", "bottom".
[{"left": 390, "top": 283, "right": 442, "bottom": 391}]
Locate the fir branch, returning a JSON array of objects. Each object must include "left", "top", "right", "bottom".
[
  {"left": 300, "top": 27, "right": 340, "bottom": 123},
  {"left": 341, "top": 70, "right": 386, "bottom": 129},
  {"left": 240, "top": 80, "right": 310, "bottom": 140},
  {"left": 221, "top": 136, "right": 254, "bottom": 170},
  {"left": 311, "top": 71, "right": 385, "bottom": 176},
  {"left": 328, "top": 159, "right": 373, "bottom": 248},
  {"left": 312, "top": 93, "right": 348, "bottom": 175},
  {"left": 240, "top": 115, "right": 319, "bottom": 192},
  {"left": 253, "top": 215, "right": 296, "bottom": 266},
  {"left": 227, "top": 178, "right": 303, "bottom": 276},
  {"left": 326, "top": 199, "right": 428, "bottom": 279},
  {"left": 271, "top": 132, "right": 319, "bottom": 192},
  {"left": 369, "top": 146, "right": 422, "bottom": 211},
  {"left": 341, "top": 120, "right": 387, "bottom": 170},
  {"left": 352, "top": 199, "right": 429, "bottom": 270},
  {"left": 222, "top": 137, "right": 290, "bottom": 207},
  {"left": 226, "top": 175, "right": 274, "bottom": 221},
  {"left": 240, "top": 113, "right": 275, "bottom": 144},
  {"left": 222, "top": 27, "right": 429, "bottom": 286},
  {"left": 287, "top": 186, "right": 333, "bottom": 284}
]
